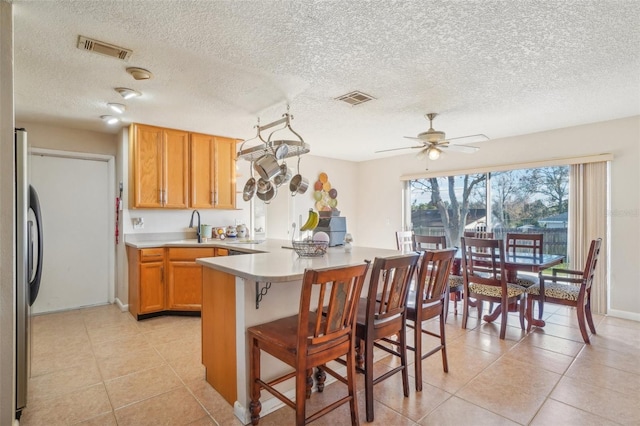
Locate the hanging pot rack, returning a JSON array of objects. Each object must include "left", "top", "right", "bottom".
[{"left": 237, "top": 112, "right": 310, "bottom": 163}]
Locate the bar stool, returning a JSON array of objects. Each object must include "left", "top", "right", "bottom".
[{"left": 247, "top": 262, "right": 370, "bottom": 426}]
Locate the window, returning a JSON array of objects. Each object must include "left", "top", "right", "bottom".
[{"left": 409, "top": 165, "right": 569, "bottom": 257}]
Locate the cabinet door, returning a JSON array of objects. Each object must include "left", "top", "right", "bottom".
[
  {"left": 131, "top": 124, "right": 163, "bottom": 208},
  {"left": 139, "top": 261, "right": 164, "bottom": 313},
  {"left": 214, "top": 136, "right": 237, "bottom": 210},
  {"left": 166, "top": 260, "right": 203, "bottom": 310},
  {"left": 190, "top": 133, "right": 215, "bottom": 208},
  {"left": 163, "top": 129, "right": 190, "bottom": 208}
]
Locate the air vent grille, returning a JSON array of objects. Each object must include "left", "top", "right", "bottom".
[
  {"left": 335, "top": 91, "right": 375, "bottom": 106},
  {"left": 77, "top": 36, "right": 132, "bottom": 61}
]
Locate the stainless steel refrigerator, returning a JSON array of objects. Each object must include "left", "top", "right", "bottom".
[{"left": 15, "top": 128, "right": 44, "bottom": 420}]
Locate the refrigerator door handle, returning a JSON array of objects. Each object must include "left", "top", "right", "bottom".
[{"left": 28, "top": 184, "right": 43, "bottom": 306}]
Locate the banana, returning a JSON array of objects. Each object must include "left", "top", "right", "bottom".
[{"left": 300, "top": 209, "right": 319, "bottom": 231}]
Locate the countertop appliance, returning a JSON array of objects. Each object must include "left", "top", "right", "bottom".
[
  {"left": 314, "top": 216, "right": 347, "bottom": 247},
  {"left": 15, "top": 128, "right": 44, "bottom": 420}
]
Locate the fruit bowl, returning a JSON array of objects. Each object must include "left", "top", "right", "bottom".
[{"left": 292, "top": 240, "right": 328, "bottom": 257}]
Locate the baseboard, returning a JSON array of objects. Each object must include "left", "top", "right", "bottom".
[
  {"left": 114, "top": 297, "right": 128, "bottom": 312},
  {"left": 607, "top": 309, "right": 640, "bottom": 322}
]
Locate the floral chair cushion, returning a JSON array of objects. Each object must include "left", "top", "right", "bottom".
[
  {"left": 514, "top": 273, "right": 538, "bottom": 288},
  {"left": 448, "top": 275, "right": 464, "bottom": 290},
  {"left": 526, "top": 282, "right": 579, "bottom": 301},
  {"left": 468, "top": 282, "right": 526, "bottom": 298}
]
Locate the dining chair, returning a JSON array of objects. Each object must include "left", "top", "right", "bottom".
[
  {"left": 460, "top": 237, "right": 527, "bottom": 339},
  {"left": 406, "top": 248, "right": 456, "bottom": 391},
  {"left": 395, "top": 230, "right": 416, "bottom": 252},
  {"left": 247, "top": 262, "right": 370, "bottom": 426},
  {"left": 463, "top": 230, "right": 495, "bottom": 239},
  {"left": 506, "top": 232, "right": 544, "bottom": 315},
  {"left": 322, "top": 253, "right": 419, "bottom": 422},
  {"left": 526, "top": 238, "right": 602, "bottom": 343},
  {"left": 414, "top": 235, "right": 463, "bottom": 317}
]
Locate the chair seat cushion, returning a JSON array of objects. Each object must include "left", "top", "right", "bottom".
[
  {"left": 468, "top": 282, "right": 526, "bottom": 298},
  {"left": 448, "top": 275, "right": 464, "bottom": 290},
  {"left": 526, "top": 282, "right": 579, "bottom": 301},
  {"left": 514, "top": 274, "right": 538, "bottom": 288}
]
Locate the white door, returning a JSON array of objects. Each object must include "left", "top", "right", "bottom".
[{"left": 29, "top": 153, "right": 112, "bottom": 314}]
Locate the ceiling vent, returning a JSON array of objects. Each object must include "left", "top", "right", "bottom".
[
  {"left": 335, "top": 91, "right": 375, "bottom": 106},
  {"left": 77, "top": 36, "right": 132, "bottom": 61}
]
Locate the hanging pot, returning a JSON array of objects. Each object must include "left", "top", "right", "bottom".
[
  {"left": 242, "top": 162, "right": 257, "bottom": 201},
  {"left": 289, "top": 174, "right": 309, "bottom": 195},
  {"left": 254, "top": 154, "right": 281, "bottom": 180},
  {"left": 257, "top": 184, "right": 277, "bottom": 203},
  {"left": 273, "top": 163, "right": 292, "bottom": 187},
  {"left": 256, "top": 177, "right": 273, "bottom": 194}
]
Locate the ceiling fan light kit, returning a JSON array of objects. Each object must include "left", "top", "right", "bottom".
[{"left": 375, "top": 112, "right": 487, "bottom": 160}]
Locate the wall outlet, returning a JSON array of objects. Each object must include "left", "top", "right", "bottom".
[{"left": 132, "top": 217, "right": 144, "bottom": 229}]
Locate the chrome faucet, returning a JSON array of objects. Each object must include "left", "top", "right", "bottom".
[{"left": 189, "top": 210, "right": 201, "bottom": 243}]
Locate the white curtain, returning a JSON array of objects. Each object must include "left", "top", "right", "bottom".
[{"left": 569, "top": 162, "right": 608, "bottom": 314}]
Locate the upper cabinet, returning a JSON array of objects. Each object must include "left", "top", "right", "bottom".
[
  {"left": 130, "top": 123, "right": 189, "bottom": 209},
  {"left": 190, "top": 133, "right": 237, "bottom": 210},
  {"left": 130, "top": 124, "right": 237, "bottom": 210}
]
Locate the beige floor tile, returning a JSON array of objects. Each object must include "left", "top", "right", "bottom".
[
  {"left": 522, "top": 329, "right": 585, "bottom": 356},
  {"left": 576, "top": 344, "right": 640, "bottom": 375},
  {"left": 28, "top": 357, "right": 102, "bottom": 404},
  {"left": 104, "top": 364, "right": 183, "bottom": 409},
  {"left": 186, "top": 416, "right": 218, "bottom": 425},
  {"left": 30, "top": 343, "right": 95, "bottom": 377},
  {"left": 551, "top": 375, "right": 640, "bottom": 424},
  {"left": 186, "top": 378, "right": 241, "bottom": 422},
  {"left": 91, "top": 332, "right": 152, "bottom": 359},
  {"left": 168, "top": 350, "right": 206, "bottom": 382},
  {"left": 20, "top": 383, "right": 111, "bottom": 426},
  {"left": 419, "top": 396, "right": 518, "bottom": 425},
  {"left": 503, "top": 340, "right": 575, "bottom": 374},
  {"left": 81, "top": 304, "right": 136, "bottom": 330},
  {"left": 459, "top": 328, "right": 519, "bottom": 355},
  {"left": 565, "top": 356, "right": 640, "bottom": 397},
  {"left": 531, "top": 320, "right": 591, "bottom": 342},
  {"left": 96, "top": 346, "right": 166, "bottom": 380},
  {"left": 143, "top": 321, "right": 201, "bottom": 346},
  {"left": 155, "top": 333, "right": 202, "bottom": 363},
  {"left": 114, "top": 387, "right": 208, "bottom": 426},
  {"left": 456, "top": 357, "right": 561, "bottom": 424},
  {"left": 73, "top": 411, "right": 118, "bottom": 425},
  {"left": 530, "top": 398, "right": 620, "bottom": 426},
  {"left": 600, "top": 315, "right": 640, "bottom": 330},
  {"left": 86, "top": 320, "right": 142, "bottom": 345}
]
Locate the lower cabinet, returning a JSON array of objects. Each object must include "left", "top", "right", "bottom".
[{"left": 128, "top": 246, "right": 215, "bottom": 319}]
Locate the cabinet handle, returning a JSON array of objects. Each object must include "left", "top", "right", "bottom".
[{"left": 211, "top": 191, "right": 214, "bottom": 205}]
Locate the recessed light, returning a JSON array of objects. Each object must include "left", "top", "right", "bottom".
[
  {"left": 126, "top": 67, "right": 153, "bottom": 80},
  {"left": 101, "top": 115, "right": 120, "bottom": 125},
  {"left": 107, "top": 103, "right": 126, "bottom": 114},
  {"left": 115, "top": 87, "right": 141, "bottom": 99}
]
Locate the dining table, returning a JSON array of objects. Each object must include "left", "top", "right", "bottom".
[{"left": 451, "top": 251, "right": 565, "bottom": 326}]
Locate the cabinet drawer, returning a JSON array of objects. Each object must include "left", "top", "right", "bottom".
[
  {"left": 216, "top": 248, "right": 229, "bottom": 256},
  {"left": 140, "top": 248, "right": 165, "bottom": 262},
  {"left": 167, "top": 247, "right": 215, "bottom": 261}
]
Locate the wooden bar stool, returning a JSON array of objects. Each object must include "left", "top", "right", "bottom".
[{"left": 247, "top": 262, "right": 370, "bottom": 426}]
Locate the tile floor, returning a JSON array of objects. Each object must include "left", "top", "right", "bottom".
[{"left": 19, "top": 302, "right": 640, "bottom": 425}]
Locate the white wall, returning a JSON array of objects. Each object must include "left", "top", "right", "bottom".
[{"left": 355, "top": 116, "right": 640, "bottom": 319}]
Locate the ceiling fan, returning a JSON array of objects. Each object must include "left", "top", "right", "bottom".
[{"left": 376, "top": 113, "right": 489, "bottom": 160}]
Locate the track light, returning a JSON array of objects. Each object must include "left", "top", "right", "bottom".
[
  {"left": 107, "top": 103, "right": 126, "bottom": 114},
  {"left": 427, "top": 146, "right": 441, "bottom": 160},
  {"left": 101, "top": 115, "right": 120, "bottom": 125},
  {"left": 115, "top": 87, "right": 141, "bottom": 99}
]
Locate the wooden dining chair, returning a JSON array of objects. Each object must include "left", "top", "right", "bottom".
[
  {"left": 414, "top": 235, "right": 463, "bottom": 317},
  {"left": 395, "top": 230, "right": 416, "bottom": 252},
  {"left": 247, "top": 262, "right": 370, "bottom": 426},
  {"left": 526, "top": 238, "right": 602, "bottom": 343},
  {"left": 506, "top": 232, "right": 544, "bottom": 315},
  {"left": 321, "top": 253, "right": 419, "bottom": 422},
  {"left": 406, "top": 248, "right": 456, "bottom": 391},
  {"left": 460, "top": 237, "right": 527, "bottom": 339}
]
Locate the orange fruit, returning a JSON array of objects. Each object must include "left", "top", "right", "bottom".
[{"left": 319, "top": 172, "right": 328, "bottom": 183}]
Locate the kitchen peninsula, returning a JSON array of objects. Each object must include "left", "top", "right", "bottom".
[{"left": 195, "top": 241, "right": 401, "bottom": 424}]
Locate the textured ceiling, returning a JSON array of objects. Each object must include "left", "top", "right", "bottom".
[{"left": 12, "top": 0, "right": 640, "bottom": 161}]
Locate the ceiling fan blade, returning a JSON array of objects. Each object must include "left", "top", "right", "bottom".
[
  {"left": 375, "top": 145, "right": 424, "bottom": 153},
  {"left": 446, "top": 134, "right": 489, "bottom": 145},
  {"left": 403, "top": 136, "right": 427, "bottom": 141},
  {"left": 440, "top": 144, "right": 480, "bottom": 154}
]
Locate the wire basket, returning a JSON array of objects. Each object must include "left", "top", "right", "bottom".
[{"left": 292, "top": 240, "right": 329, "bottom": 257}]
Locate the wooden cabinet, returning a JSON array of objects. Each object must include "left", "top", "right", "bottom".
[
  {"left": 128, "top": 247, "right": 165, "bottom": 317},
  {"left": 129, "top": 123, "right": 189, "bottom": 208},
  {"left": 128, "top": 246, "right": 217, "bottom": 319},
  {"left": 166, "top": 247, "right": 215, "bottom": 311},
  {"left": 190, "top": 133, "right": 237, "bottom": 209}
]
